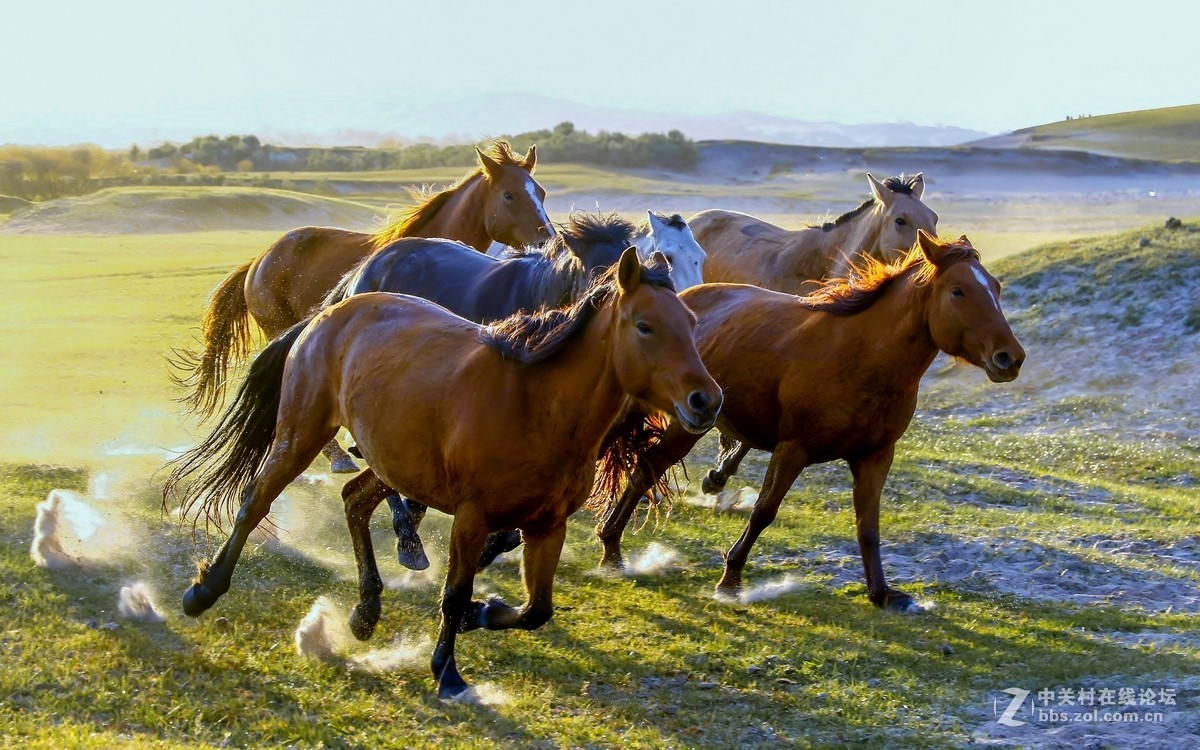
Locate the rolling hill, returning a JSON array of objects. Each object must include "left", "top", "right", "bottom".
[{"left": 970, "top": 103, "right": 1200, "bottom": 163}]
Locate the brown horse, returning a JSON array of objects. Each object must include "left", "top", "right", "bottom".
[
  {"left": 690, "top": 173, "right": 938, "bottom": 295},
  {"left": 174, "top": 141, "right": 554, "bottom": 420},
  {"left": 595, "top": 231, "right": 1024, "bottom": 612},
  {"left": 162, "top": 249, "right": 722, "bottom": 698}
]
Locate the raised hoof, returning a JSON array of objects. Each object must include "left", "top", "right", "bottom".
[
  {"left": 701, "top": 471, "right": 726, "bottom": 495},
  {"left": 182, "top": 582, "right": 219, "bottom": 617},
  {"left": 397, "top": 532, "right": 430, "bottom": 571},
  {"left": 477, "top": 530, "right": 522, "bottom": 570},
  {"left": 329, "top": 454, "right": 359, "bottom": 474},
  {"left": 349, "top": 600, "right": 380, "bottom": 641}
]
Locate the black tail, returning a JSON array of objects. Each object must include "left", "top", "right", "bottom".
[{"left": 162, "top": 321, "right": 309, "bottom": 530}]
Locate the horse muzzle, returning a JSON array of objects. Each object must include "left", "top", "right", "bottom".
[
  {"left": 675, "top": 389, "right": 723, "bottom": 434},
  {"left": 982, "top": 346, "right": 1025, "bottom": 383}
]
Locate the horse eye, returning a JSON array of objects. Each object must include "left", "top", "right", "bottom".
[
  {"left": 950, "top": 286, "right": 964, "bottom": 298},
  {"left": 635, "top": 321, "right": 653, "bottom": 334},
  {"left": 895, "top": 217, "right": 908, "bottom": 228},
  {"left": 503, "top": 192, "right": 514, "bottom": 201}
]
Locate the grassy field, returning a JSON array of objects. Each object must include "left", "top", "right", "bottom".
[
  {"left": 1, "top": 205, "right": 1198, "bottom": 746},
  {"left": 975, "top": 104, "right": 1200, "bottom": 163}
]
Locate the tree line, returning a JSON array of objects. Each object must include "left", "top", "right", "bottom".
[{"left": 0, "top": 124, "right": 698, "bottom": 202}]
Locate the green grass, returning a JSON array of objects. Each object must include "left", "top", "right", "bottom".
[
  {"left": 1006, "top": 103, "right": 1200, "bottom": 163},
  {"left": 1, "top": 224, "right": 1198, "bottom": 747}
]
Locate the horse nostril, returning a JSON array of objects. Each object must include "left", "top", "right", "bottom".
[
  {"left": 688, "top": 391, "right": 711, "bottom": 414},
  {"left": 993, "top": 350, "right": 1012, "bottom": 370}
]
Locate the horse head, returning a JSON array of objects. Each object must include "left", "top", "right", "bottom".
[
  {"left": 610, "top": 248, "right": 722, "bottom": 432},
  {"left": 477, "top": 143, "right": 555, "bottom": 248},
  {"left": 918, "top": 231, "right": 1025, "bottom": 383},
  {"left": 867, "top": 173, "right": 939, "bottom": 262},
  {"left": 558, "top": 212, "right": 637, "bottom": 282},
  {"left": 645, "top": 211, "right": 706, "bottom": 291}
]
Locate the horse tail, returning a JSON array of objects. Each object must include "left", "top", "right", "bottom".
[
  {"left": 169, "top": 260, "right": 255, "bottom": 420},
  {"left": 587, "top": 410, "right": 676, "bottom": 517},
  {"left": 162, "top": 321, "right": 308, "bottom": 530}
]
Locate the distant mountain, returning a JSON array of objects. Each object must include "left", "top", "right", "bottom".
[
  {"left": 268, "top": 93, "right": 991, "bottom": 149},
  {"left": 969, "top": 103, "right": 1200, "bottom": 163}
]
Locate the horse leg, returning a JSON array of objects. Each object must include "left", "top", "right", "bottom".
[
  {"left": 701, "top": 433, "right": 751, "bottom": 494},
  {"left": 342, "top": 470, "right": 394, "bottom": 640},
  {"left": 387, "top": 493, "right": 430, "bottom": 571},
  {"left": 848, "top": 445, "right": 914, "bottom": 611},
  {"left": 430, "top": 511, "right": 489, "bottom": 699},
  {"left": 465, "top": 522, "right": 566, "bottom": 631},
  {"left": 322, "top": 438, "right": 359, "bottom": 474},
  {"left": 715, "top": 443, "right": 807, "bottom": 598},
  {"left": 183, "top": 436, "right": 331, "bottom": 616},
  {"left": 478, "top": 529, "right": 522, "bottom": 570},
  {"left": 595, "top": 422, "right": 701, "bottom": 568}
]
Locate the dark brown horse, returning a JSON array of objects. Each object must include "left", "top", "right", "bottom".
[
  {"left": 174, "top": 141, "right": 554, "bottom": 420},
  {"left": 163, "top": 249, "right": 722, "bottom": 698},
  {"left": 690, "top": 174, "right": 938, "bottom": 295},
  {"left": 595, "top": 231, "right": 1024, "bottom": 611}
]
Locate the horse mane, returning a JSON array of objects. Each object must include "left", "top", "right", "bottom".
[
  {"left": 505, "top": 211, "right": 638, "bottom": 308},
  {"left": 799, "top": 240, "right": 980, "bottom": 315},
  {"left": 819, "top": 174, "right": 922, "bottom": 232},
  {"left": 371, "top": 140, "right": 525, "bottom": 248},
  {"left": 638, "top": 212, "right": 687, "bottom": 233},
  {"left": 480, "top": 260, "right": 674, "bottom": 365}
]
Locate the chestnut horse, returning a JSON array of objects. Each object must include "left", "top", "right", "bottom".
[
  {"left": 595, "top": 231, "right": 1024, "bottom": 612},
  {"left": 162, "top": 249, "right": 722, "bottom": 698},
  {"left": 174, "top": 141, "right": 554, "bottom": 419},
  {"left": 690, "top": 173, "right": 937, "bottom": 295},
  {"left": 319, "top": 211, "right": 637, "bottom": 475}
]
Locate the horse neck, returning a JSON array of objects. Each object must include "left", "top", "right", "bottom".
[
  {"left": 529, "top": 248, "right": 588, "bottom": 309},
  {"left": 843, "top": 271, "right": 939, "bottom": 387},
  {"left": 820, "top": 203, "right": 885, "bottom": 278},
  {"left": 418, "top": 175, "right": 491, "bottom": 251}
]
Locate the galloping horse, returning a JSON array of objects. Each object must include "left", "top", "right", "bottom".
[
  {"left": 162, "top": 249, "right": 722, "bottom": 698},
  {"left": 690, "top": 173, "right": 937, "bottom": 295},
  {"left": 595, "top": 232, "right": 1024, "bottom": 612},
  {"left": 486, "top": 210, "right": 707, "bottom": 292},
  {"left": 174, "top": 141, "right": 554, "bottom": 419},
  {"left": 319, "top": 211, "right": 636, "bottom": 474}
]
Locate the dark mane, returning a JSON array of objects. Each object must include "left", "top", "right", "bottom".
[
  {"left": 371, "top": 140, "right": 524, "bottom": 248},
  {"left": 639, "top": 212, "right": 688, "bottom": 233},
  {"left": 500, "top": 211, "right": 638, "bottom": 308},
  {"left": 819, "top": 174, "right": 921, "bottom": 232},
  {"left": 480, "top": 261, "right": 674, "bottom": 365},
  {"left": 799, "top": 241, "right": 980, "bottom": 315}
]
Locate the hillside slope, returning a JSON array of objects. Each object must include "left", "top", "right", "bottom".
[
  {"left": 970, "top": 103, "right": 1200, "bottom": 163},
  {"left": 920, "top": 220, "right": 1200, "bottom": 456},
  {"left": 0, "top": 187, "right": 385, "bottom": 234}
]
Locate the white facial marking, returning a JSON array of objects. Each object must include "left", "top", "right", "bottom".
[
  {"left": 525, "top": 176, "right": 550, "bottom": 227},
  {"left": 971, "top": 266, "right": 1001, "bottom": 310}
]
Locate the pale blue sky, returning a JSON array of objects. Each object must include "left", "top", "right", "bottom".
[{"left": 6, "top": 0, "right": 1197, "bottom": 146}]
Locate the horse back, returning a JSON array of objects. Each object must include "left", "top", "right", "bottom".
[
  {"left": 690, "top": 210, "right": 820, "bottom": 294},
  {"left": 246, "top": 226, "right": 374, "bottom": 338}
]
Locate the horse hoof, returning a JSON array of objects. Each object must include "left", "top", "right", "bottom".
[
  {"left": 437, "top": 669, "right": 471, "bottom": 700},
  {"left": 329, "top": 455, "right": 359, "bottom": 474},
  {"left": 349, "top": 601, "right": 380, "bottom": 641},
  {"left": 714, "top": 578, "right": 741, "bottom": 602},
  {"left": 397, "top": 534, "right": 430, "bottom": 571},
  {"left": 597, "top": 550, "right": 625, "bottom": 571},
  {"left": 182, "top": 583, "right": 218, "bottom": 617},
  {"left": 701, "top": 471, "right": 726, "bottom": 495}
]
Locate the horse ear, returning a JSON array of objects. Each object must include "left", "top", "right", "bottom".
[
  {"left": 648, "top": 250, "right": 669, "bottom": 269},
  {"left": 867, "top": 173, "right": 894, "bottom": 206},
  {"left": 910, "top": 172, "right": 925, "bottom": 200},
  {"left": 476, "top": 147, "right": 502, "bottom": 179},
  {"left": 956, "top": 234, "right": 972, "bottom": 248},
  {"left": 917, "top": 229, "right": 944, "bottom": 264},
  {"left": 617, "top": 246, "right": 642, "bottom": 292},
  {"left": 521, "top": 144, "right": 537, "bottom": 172},
  {"left": 646, "top": 210, "right": 662, "bottom": 232}
]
